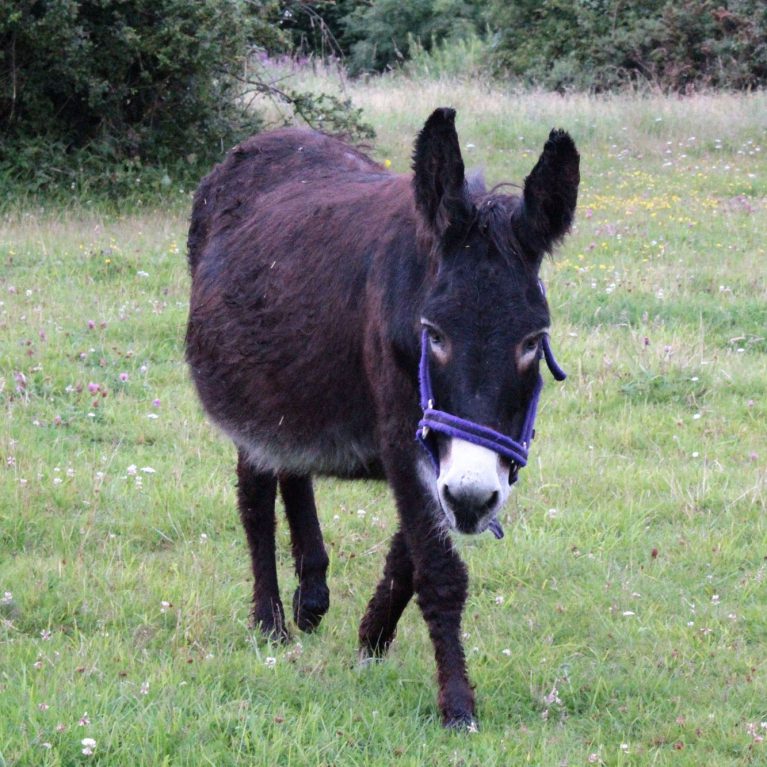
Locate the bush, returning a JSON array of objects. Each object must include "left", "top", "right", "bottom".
[
  {"left": 405, "top": 30, "right": 490, "bottom": 80},
  {"left": 282, "top": 0, "right": 354, "bottom": 60},
  {"left": 488, "top": 0, "right": 767, "bottom": 92},
  {"left": 0, "top": 0, "right": 373, "bottom": 201},
  {"left": 282, "top": 0, "right": 484, "bottom": 75},
  {"left": 0, "top": 0, "right": 289, "bottom": 195}
]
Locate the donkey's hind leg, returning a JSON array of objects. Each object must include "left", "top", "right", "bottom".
[
  {"left": 358, "top": 528, "right": 414, "bottom": 657},
  {"left": 236, "top": 451, "right": 289, "bottom": 641},
  {"left": 279, "top": 474, "right": 330, "bottom": 632}
]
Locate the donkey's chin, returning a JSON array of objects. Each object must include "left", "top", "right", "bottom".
[
  {"left": 453, "top": 515, "right": 484, "bottom": 536},
  {"left": 451, "top": 507, "right": 503, "bottom": 536}
]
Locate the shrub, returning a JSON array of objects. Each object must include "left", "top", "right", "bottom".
[
  {"left": 0, "top": 1, "right": 288, "bottom": 193},
  {"left": 282, "top": 0, "right": 484, "bottom": 75},
  {"left": 0, "top": 0, "right": 373, "bottom": 200},
  {"left": 487, "top": 0, "right": 767, "bottom": 92},
  {"left": 405, "top": 30, "right": 491, "bottom": 80}
]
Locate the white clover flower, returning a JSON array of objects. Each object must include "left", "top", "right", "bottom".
[{"left": 81, "top": 737, "right": 96, "bottom": 755}]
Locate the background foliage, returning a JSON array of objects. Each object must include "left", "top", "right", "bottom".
[
  {"left": 0, "top": 0, "right": 369, "bottom": 199},
  {"left": 1, "top": 0, "right": 766, "bottom": 199},
  {"left": 283, "top": 0, "right": 483, "bottom": 74},
  {"left": 0, "top": 0, "right": 278, "bottom": 194},
  {"left": 488, "top": 0, "right": 767, "bottom": 92},
  {"left": 284, "top": 0, "right": 767, "bottom": 90}
]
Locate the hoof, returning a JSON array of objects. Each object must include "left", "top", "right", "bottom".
[
  {"left": 356, "top": 646, "right": 386, "bottom": 670},
  {"left": 256, "top": 621, "right": 291, "bottom": 643},
  {"left": 357, "top": 632, "right": 394, "bottom": 659},
  {"left": 292, "top": 582, "right": 329, "bottom": 633},
  {"left": 443, "top": 714, "right": 479, "bottom": 732},
  {"left": 358, "top": 619, "right": 397, "bottom": 658},
  {"left": 251, "top": 603, "right": 291, "bottom": 643}
]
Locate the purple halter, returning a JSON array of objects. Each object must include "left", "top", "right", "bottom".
[{"left": 415, "top": 285, "right": 567, "bottom": 491}]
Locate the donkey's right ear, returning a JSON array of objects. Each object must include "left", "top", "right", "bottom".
[
  {"left": 514, "top": 129, "right": 580, "bottom": 259},
  {"left": 412, "top": 108, "right": 473, "bottom": 239}
]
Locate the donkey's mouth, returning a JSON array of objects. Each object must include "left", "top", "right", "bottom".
[
  {"left": 450, "top": 512, "right": 504, "bottom": 539},
  {"left": 440, "top": 477, "right": 506, "bottom": 539},
  {"left": 447, "top": 499, "right": 505, "bottom": 539}
]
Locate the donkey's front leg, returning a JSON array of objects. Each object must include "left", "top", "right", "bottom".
[
  {"left": 359, "top": 528, "right": 414, "bottom": 657},
  {"left": 405, "top": 516, "right": 475, "bottom": 728}
]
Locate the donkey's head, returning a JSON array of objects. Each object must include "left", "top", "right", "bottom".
[{"left": 413, "top": 108, "right": 579, "bottom": 535}]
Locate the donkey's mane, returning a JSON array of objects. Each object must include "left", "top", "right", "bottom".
[{"left": 463, "top": 170, "right": 530, "bottom": 271}]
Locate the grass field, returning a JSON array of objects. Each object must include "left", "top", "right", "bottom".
[{"left": 1, "top": 78, "right": 766, "bottom": 766}]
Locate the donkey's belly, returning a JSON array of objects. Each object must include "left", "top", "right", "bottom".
[{"left": 220, "top": 415, "right": 380, "bottom": 477}]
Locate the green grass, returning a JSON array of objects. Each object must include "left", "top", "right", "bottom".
[{"left": 1, "top": 80, "right": 766, "bottom": 766}]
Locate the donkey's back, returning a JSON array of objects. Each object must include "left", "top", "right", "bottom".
[{"left": 187, "top": 128, "right": 387, "bottom": 275}]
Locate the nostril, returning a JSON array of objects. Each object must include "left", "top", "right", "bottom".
[
  {"left": 443, "top": 484, "right": 459, "bottom": 509},
  {"left": 484, "top": 490, "right": 498, "bottom": 511}
]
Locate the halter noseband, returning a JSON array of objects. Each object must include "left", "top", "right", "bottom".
[{"left": 415, "top": 283, "right": 567, "bottom": 536}]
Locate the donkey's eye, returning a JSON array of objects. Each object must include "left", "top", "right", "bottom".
[
  {"left": 427, "top": 328, "right": 444, "bottom": 348},
  {"left": 522, "top": 335, "right": 541, "bottom": 355},
  {"left": 421, "top": 320, "right": 449, "bottom": 362},
  {"left": 517, "top": 330, "right": 548, "bottom": 371}
]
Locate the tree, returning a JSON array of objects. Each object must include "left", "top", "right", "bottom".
[{"left": 0, "top": 0, "right": 371, "bottom": 196}]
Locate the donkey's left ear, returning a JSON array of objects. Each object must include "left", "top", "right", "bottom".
[
  {"left": 514, "top": 129, "right": 580, "bottom": 257},
  {"left": 412, "top": 107, "right": 473, "bottom": 240}
]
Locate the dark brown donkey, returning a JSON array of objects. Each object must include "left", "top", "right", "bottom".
[{"left": 185, "top": 108, "right": 579, "bottom": 728}]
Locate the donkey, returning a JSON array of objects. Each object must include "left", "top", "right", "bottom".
[{"left": 185, "top": 108, "right": 579, "bottom": 728}]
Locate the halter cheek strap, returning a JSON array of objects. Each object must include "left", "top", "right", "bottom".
[{"left": 415, "top": 284, "right": 567, "bottom": 518}]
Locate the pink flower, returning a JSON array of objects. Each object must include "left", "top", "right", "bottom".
[
  {"left": 87, "top": 382, "right": 100, "bottom": 394},
  {"left": 87, "top": 320, "right": 95, "bottom": 330},
  {"left": 119, "top": 373, "right": 129, "bottom": 382}
]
